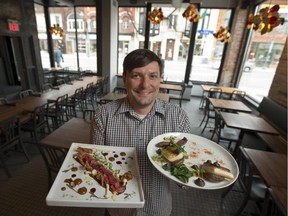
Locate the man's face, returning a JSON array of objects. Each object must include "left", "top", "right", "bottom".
[{"left": 123, "top": 61, "right": 161, "bottom": 113}]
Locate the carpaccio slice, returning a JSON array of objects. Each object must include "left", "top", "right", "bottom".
[{"left": 73, "top": 147, "right": 133, "bottom": 197}]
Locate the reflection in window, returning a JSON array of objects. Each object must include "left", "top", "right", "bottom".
[{"left": 238, "top": 1, "right": 287, "bottom": 102}]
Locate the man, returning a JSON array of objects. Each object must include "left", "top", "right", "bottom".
[
  {"left": 90, "top": 49, "right": 192, "bottom": 216},
  {"left": 54, "top": 46, "right": 64, "bottom": 67}
]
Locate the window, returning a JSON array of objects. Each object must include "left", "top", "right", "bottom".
[
  {"left": 34, "top": 4, "right": 97, "bottom": 73},
  {"left": 189, "top": 8, "right": 232, "bottom": 82},
  {"left": 67, "top": 13, "right": 84, "bottom": 32},
  {"left": 118, "top": 7, "right": 146, "bottom": 73},
  {"left": 237, "top": 1, "right": 287, "bottom": 102},
  {"left": 122, "top": 16, "right": 130, "bottom": 29}
]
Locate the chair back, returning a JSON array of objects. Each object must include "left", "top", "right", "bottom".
[
  {"left": 0, "top": 116, "right": 21, "bottom": 145},
  {"left": 39, "top": 144, "right": 67, "bottom": 187},
  {"left": 230, "top": 90, "right": 246, "bottom": 101},
  {"left": 19, "top": 89, "right": 33, "bottom": 99},
  {"left": 0, "top": 97, "right": 8, "bottom": 105},
  {"left": 83, "top": 109, "right": 96, "bottom": 120},
  {"left": 208, "top": 88, "right": 222, "bottom": 99},
  {"left": 73, "top": 87, "right": 84, "bottom": 101},
  {"left": 213, "top": 109, "right": 222, "bottom": 138},
  {"left": 85, "top": 82, "right": 94, "bottom": 97},
  {"left": 56, "top": 94, "right": 68, "bottom": 110},
  {"left": 0, "top": 116, "right": 30, "bottom": 177},
  {"left": 113, "top": 87, "right": 127, "bottom": 94},
  {"left": 33, "top": 103, "right": 49, "bottom": 129}
]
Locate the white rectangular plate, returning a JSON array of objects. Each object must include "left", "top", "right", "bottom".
[{"left": 46, "top": 143, "right": 145, "bottom": 208}]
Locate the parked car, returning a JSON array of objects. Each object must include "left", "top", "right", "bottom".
[{"left": 212, "top": 60, "right": 255, "bottom": 72}]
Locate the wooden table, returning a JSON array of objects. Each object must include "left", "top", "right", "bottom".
[
  {"left": 220, "top": 112, "right": 279, "bottom": 151},
  {"left": 0, "top": 76, "right": 101, "bottom": 123},
  {"left": 220, "top": 112, "right": 279, "bottom": 136},
  {"left": 209, "top": 98, "right": 252, "bottom": 113},
  {"left": 244, "top": 148, "right": 287, "bottom": 188},
  {"left": 101, "top": 92, "right": 170, "bottom": 102},
  {"left": 160, "top": 83, "right": 182, "bottom": 92},
  {"left": 201, "top": 85, "right": 241, "bottom": 94},
  {"left": 39, "top": 117, "right": 91, "bottom": 150}
]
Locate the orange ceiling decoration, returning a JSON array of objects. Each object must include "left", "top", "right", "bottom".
[
  {"left": 182, "top": 4, "right": 200, "bottom": 22},
  {"left": 148, "top": 8, "right": 164, "bottom": 24},
  {"left": 213, "top": 26, "right": 231, "bottom": 43},
  {"left": 246, "top": 4, "right": 285, "bottom": 35}
]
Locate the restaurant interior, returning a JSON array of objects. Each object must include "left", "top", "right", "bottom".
[{"left": 0, "top": 0, "right": 287, "bottom": 216}]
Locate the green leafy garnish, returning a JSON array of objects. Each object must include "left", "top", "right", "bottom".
[{"left": 169, "top": 164, "right": 194, "bottom": 183}]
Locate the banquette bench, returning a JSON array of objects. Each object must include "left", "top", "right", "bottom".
[{"left": 256, "top": 97, "right": 287, "bottom": 154}]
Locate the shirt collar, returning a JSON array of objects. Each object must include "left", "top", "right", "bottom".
[{"left": 115, "top": 97, "right": 165, "bottom": 118}]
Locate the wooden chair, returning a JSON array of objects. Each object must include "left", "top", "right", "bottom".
[
  {"left": 221, "top": 146, "right": 267, "bottom": 215},
  {"left": 21, "top": 103, "right": 51, "bottom": 145},
  {"left": 210, "top": 109, "right": 240, "bottom": 153},
  {"left": 169, "top": 83, "right": 187, "bottom": 107},
  {"left": 0, "top": 116, "right": 30, "bottom": 177},
  {"left": 39, "top": 144, "right": 67, "bottom": 189}
]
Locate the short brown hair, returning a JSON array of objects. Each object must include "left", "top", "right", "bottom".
[{"left": 123, "top": 49, "right": 162, "bottom": 74}]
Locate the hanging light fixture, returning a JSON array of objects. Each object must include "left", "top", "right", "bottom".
[
  {"left": 213, "top": 0, "right": 232, "bottom": 43},
  {"left": 246, "top": 4, "right": 285, "bottom": 35},
  {"left": 148, "top": 8, "right": 164, "bottom": 24},
  {"left": 213, "top": 26, "right": 232, "bottom": 43},
  {"left": 50, "top": 24, "right": 63, "bottom": 37},
  {"left": 182, "top": 4, "right": 200, "bottom": 22}
]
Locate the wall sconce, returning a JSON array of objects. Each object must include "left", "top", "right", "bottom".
[
  {"left": 148, "top": 8, "right": 164, "bottom": 24},
  {"left": 50, "top": 24, "right": 63, "bottom": 37},
  {"left": 246, "top": 4, "right": 285, "bottom": 35},
  {"left": 182, "top": 4, "right": 200, "bottom": 22},
  {"left": 213, "top": 26, "right": 231, "bottom": 43}
]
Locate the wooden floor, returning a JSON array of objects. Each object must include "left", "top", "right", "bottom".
[{"left": 0, "top": 96, "right": 262, "bottom": 216}]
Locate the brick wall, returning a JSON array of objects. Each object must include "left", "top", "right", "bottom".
[{"left": 268, "top": 37, "right": 287, "bottom": 108}]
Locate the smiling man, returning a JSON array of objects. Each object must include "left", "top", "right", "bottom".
[{"left": 91, "top": 49, "right": 192, "bottom": 216}]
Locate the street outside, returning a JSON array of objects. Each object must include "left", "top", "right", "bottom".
[{"left": 41, "top": 51, "right": 275, "bottom": 102}]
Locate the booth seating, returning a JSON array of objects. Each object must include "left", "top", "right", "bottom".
[{"left": 256, "top": 97, "right": 287, "bottom": 154}]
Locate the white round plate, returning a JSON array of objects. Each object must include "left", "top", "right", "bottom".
[{"left": 147, "top": 132, "right": 239, "bottom": 190}]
